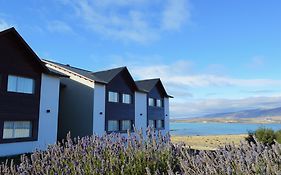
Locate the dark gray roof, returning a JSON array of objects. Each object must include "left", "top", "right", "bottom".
[
  {"left": 92, "top": 67, "right": 126, "bottom": 83},
  {"left": 43, "top": 59, "right": 101, "bottom": 83},
  {"left": 43, "top": 60, "right": 135, "bottom": 85},
  {"left": 135, "top": 79, "right": 160, "bottom": 92},
  {"left": 135, "top": 78, "right": 173, "bottom": 98}
]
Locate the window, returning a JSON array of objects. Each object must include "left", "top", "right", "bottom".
[
  {"left": 156, "top": 120, "right": 164, "bottom": 129},
  {"left": 3, "top": 121, "right": 32, "bottom": 139},
  {"left": 122, "top": 94, "right": 132, "bottom": 104},
  {"left": 108, "top": 91, "right": 119, "bottom": 102},
  {"left": 156, "top": 99, "right": 162, "bottom": 107},
  {"left": 148, "top": 120, "right": 155, "bottom": 128},
  {"left": 149, "top": 98, "right": 155, "bottom": 106},
  {"left": 108, "top": 120, "right": 119, "bottom": 132},
  {"left": 121, "top": 120, "right": 132, "bottom": 131},
  {"left": 7, "top": 75, "right": 34, "bottom": 94}
]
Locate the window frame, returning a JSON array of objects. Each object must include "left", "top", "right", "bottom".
[
  {"left": 148, "top": 120, "right": 155, "bottom": 128},
  {"left": 7, "top": 75, "right": 35, "bottom": 94},
  {"left": 2, "top": 121, "right": 33, "bottom": 139},
  {"left": 156, "top": 120, "right": 165, "bottom": 130},
  {"left": 122, "top": 93, "right": 132, "bottom": 104},
  {"left": 156, "top": 99, "right": 162, "bottom": 107},
  {"left": 108, "top": 91, "right": 119, "bottom": 103},
  {"left": 120, "top": 120, "right": 132, "bottom": 131},
  {"left": 107, "top": 120, "right": 119, "bottom": 132},
  {"left": 148, "top": 98, "right": 155, "bottom": 107}
]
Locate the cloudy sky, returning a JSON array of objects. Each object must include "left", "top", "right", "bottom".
[{"left": 1, "top": 0, "right": 281, "bottom": 118}]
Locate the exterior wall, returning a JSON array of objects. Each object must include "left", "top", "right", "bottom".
[
  {"left": 57, "top": 77, "right": 94, "bottom": 140},
  {"left": 164, "top": 97, "right": 170, "bottom": 134},
  {"left": 147, "top": 85, "right": 165, "bottom": 121},
  {"left": 93, "top": 83, "right": 106, "bottom": 136},
  {"left": 37, "top": 74, "right": 60, "bottom": 149},
  {"left": 134, "top": 92, "right": 147, "bottom": 133},
  {"left": 0, "top": 74, "right": 60, "bottom": 156},
  {"left": 105, "top": 72, "right": 135, "bottom": 131},
  {"left": 0, "top": 33, "right": 42, "bottom": 143}
]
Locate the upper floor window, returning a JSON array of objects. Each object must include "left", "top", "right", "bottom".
[
  {"left": 121, "top": 120, "right": 132, "bottom": 131},
  {"left": 108, "top": 91, "right": 119, "bottom": 102},
  {"left": 108, "top": 120, "right": 119, "bottom": 132},
  {"left": 3, "top": 121, "right": 32, "bottom": 139},
  {"left": 156, "top": 120, "right": 164, "bottom": 129},
  {"left": 149, "top": 98, "right": 155, "bottom": 106},
  {"left": 7, "top": 75, "right": 35, "bottom": 94},
  {"left": 156, "top": 99, "right": 162, "bottom": 107},
  {"left": 122, "top": 94, "right": 132, "bottom": 104}
]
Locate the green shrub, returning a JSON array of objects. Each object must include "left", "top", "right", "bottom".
[
  {"left": 275, "top": 130, "right": 281, "bottom": 144},
  {"left": 254, "top": 127, "right": 275, "bottom": 145}
]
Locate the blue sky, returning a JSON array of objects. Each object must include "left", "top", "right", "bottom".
[{"left": 1, "top": 0, "right": 281, "bottom": 118}]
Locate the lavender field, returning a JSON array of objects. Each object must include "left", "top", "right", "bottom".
[{"left": 1, "top": 130, "right": 280, "bottom": 175}]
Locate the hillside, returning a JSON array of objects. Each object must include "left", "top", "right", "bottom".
[{"left": 173, "top": 107, "right": 281, "bottom": 124}]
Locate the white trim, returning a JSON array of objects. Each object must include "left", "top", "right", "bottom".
[
  {"left": 93, "top": 83, "right": 106, "bottom": 136},
  {"left": 164, "top": 97, "right": 170, "bottom": 134},
  {"left": 45, "top": 62, "right": 94, "bottom": 88}
]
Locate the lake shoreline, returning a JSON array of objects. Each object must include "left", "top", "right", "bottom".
[{"left": 170, "top": 122, "right": 280, "bottom": 136}]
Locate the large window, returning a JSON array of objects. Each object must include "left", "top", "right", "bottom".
[
  {"left": 149, "top": 98, "right": 155, "bottom": 106},
  {"left": 108, "top": 91, "right": 119, "bottom": 102},
  {"left": 156, "top": 120, "right": 164, "bottom": 129},
  {"left": 3, "top": 121, "right": 32, "bottom": 139},
  {"left": 156, "top": 99, "right": 162, "bottom": 107},
  {"left": 121, "top": 120, "right": 132, "bottom": 131},
  {"left": 7, "top": 75, "right": 35, "bottom": 94},
  {"left": 122, "top": 94, "right": 132, "bottom": 104},
  {"left": 108, "top": 120, "right": 119, "bottom": 132},
  {"left": 148, "top": 120, "right": 155, "bottom": 128}
]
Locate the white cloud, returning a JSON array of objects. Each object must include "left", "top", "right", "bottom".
[
  {"left": 162, "top": 0, "right": 190, "bottom": 30},
  {"left": 47, "top": 20, "right": 74, "bottom": 34},
  {"left": 130, "top": 61, "right": 281, "bottom": 88},
  {"left": 0, "top": 18, "right": 12, "bottom": 31},
  {"left": 125, "top": 60, "right": 281, "bottom": 118},
  {"left": 59, "top": 0, "right": 191, "bottom": 43}
]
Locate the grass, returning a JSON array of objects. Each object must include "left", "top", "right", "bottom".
[{"left": 171, "top": 134, "right": 247, "bottom": 150}]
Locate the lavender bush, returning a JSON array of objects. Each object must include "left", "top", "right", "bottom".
[{"left": 0, "top": 129, "right": 280, "bottom": 175}]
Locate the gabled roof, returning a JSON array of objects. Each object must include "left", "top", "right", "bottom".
[
  {"left": 44, "top": 59, "right": 101, "bottom": 82},
  {"left": 0, "top": 27, "right": 65, "bottom": 77},
  {"left": 44, "top": 60, "right": 138, "bottom": 89},
  {"left": 135, "top": 78, "right": 173, "bottom": 98}
]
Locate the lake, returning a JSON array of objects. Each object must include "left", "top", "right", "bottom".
[{"left": 170, "top": 122, "right": 281, "bottom": 136}]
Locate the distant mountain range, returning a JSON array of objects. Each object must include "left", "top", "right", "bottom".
[
  {"left": 201, "top": 107, "right": 281, "bottom": 119},
  {"left": 173, "top": 107, "right": 281, "bottom": 124}
]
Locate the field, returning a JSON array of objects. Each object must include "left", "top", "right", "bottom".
[{"left": 171, "top": 134, "right": 247, "bottom": 150}]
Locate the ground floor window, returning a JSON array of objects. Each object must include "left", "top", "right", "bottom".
[
  {"left": 148, "top": 120, "right": 155, "bottom": 128},
  {"left": 3, "top": 121, "right": 32, "bottom": 139},
  {"left": 148, "top": 120, "right": 165, "bottom": 130},
  {"left": 108, "top": 120, "right": 133, "bottom": 132},
  {"left": 121, "top": 120, "right": 132, "bottom": 131},
  {"left": 156, "top": 120, "right": 165, "bottom": 129},
  {"left": 108, "top": 120, "right": 119, "bottom": 132}
]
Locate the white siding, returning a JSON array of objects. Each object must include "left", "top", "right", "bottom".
[
  {"left": 135, "top": 92, "right": 147, "bottom": 134},
  {"left": 0, "top": 74, "right": 60, "bottom": 157},
  {"left": 93, "top": 83, "right": 106, "bottom": 136},
  {"left": 37, "top": 74, "right": 60, "bottom": 149},
  {"left": 164, "top": 97, "right": 170, "bottom": 134}
]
